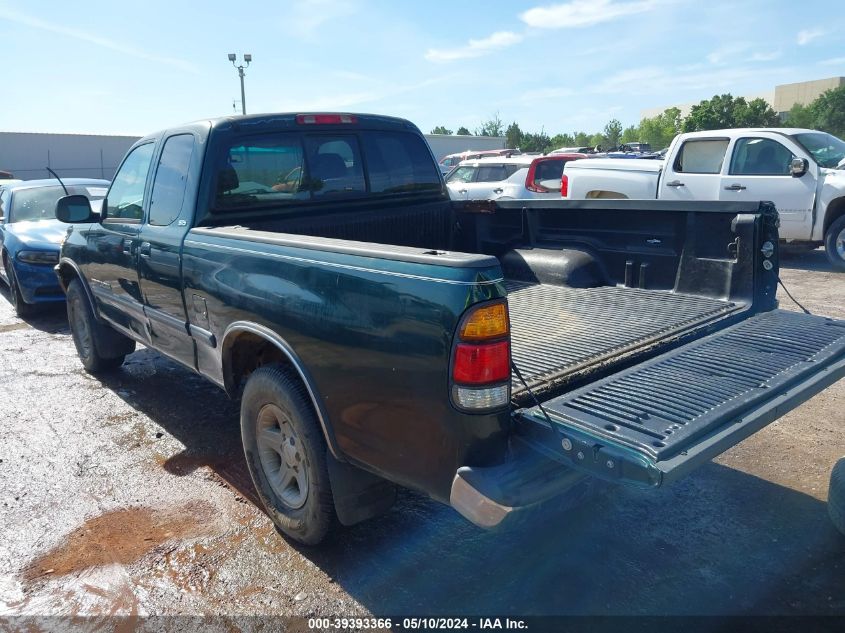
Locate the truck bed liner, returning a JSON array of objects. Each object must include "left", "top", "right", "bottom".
[{"left": 507, "top": 281, "right": 742, "bottom": 398}]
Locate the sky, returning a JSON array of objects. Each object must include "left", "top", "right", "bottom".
[{"left": 0, "top": 0, "right": 843, "bottom": 137}]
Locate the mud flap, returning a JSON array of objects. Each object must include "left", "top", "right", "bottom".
[
  {"left": 515, "top": 309, "right": 845, "bottom": 488},
  {"left": 327, "top": 454, "right": 397, "bottom": 526}
]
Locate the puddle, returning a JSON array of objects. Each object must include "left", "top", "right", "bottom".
[{"left": 21, "top": 501, "right": 215, "bottom": 582}]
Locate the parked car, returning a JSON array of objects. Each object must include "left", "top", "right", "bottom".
[
  {"left": 446, "top": 153, "right": 587, "bottom": 200},
  {"left": 0, "top": 178, "right": 108, "bottom": 316},
  {"left": 54, "top": 112, "right": 845, "bottom": 547},
  {"left": 438, "top": 149, "right": 519, "bottom": 175},
  {"left": 562, "top": 128, "right": 845, "bottom": 270},
  {"left": 550, "top": 146, "right": 596, "bottom": 155}
]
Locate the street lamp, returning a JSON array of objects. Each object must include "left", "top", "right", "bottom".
[{"left": 228, "top": 53, "right": 252, "bottom": 115}]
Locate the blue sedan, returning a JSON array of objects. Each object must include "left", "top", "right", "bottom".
[{"left": 0, "top": 179, "right": 108, "bottom": 316}]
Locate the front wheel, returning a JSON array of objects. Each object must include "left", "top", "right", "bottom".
[
  {"left": 66, "top": 279, "right": 133, "bottom": 373},
  {"left": 823, "top": 215, "right": 845, "bottom": 272},
  {"left": 5, "top": 258, "right": 35, "bottom": 318},
  {"left": 829, "top": 458, "right": 845, "bottom": 536},
  {"left": 241, "top": 365, "right": 335, "bottom": 545}
]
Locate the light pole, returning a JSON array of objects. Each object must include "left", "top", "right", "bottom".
[{"left": 227, "top": 53, "right": 252, "bottom": 115}]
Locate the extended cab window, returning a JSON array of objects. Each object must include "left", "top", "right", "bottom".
[
  {"left": 362, "top": 131, "right": 441, "bottom": 194},
  {"left": 730, "top": 138, "right": 795, "bottom": 176},
  {"left": 107, "top": 143, "right": 155, "bottom": 222},
  {"left": 673, "top": 139, "right": 729, "bottom": 174},
  {"left": 149, "top": 134, "right": 195, "bottom": 226}
]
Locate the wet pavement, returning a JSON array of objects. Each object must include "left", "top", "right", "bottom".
[{"left": 0, "top": 248, "right": 844, "bottom": 622}]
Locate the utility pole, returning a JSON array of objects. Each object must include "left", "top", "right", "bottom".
[{"left": 227, "top": 53, "right": 252, "bottom": 115}]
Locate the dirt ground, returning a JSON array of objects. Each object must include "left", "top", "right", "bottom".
[{"left": 0, "top": 247, "right": 844, "bottom": 625}]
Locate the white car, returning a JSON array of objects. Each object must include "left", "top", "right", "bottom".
[
  {"left": 562, "top": 127, "right": 845, "bottom": 269},
  {"left": 445, "top": 154, "right": 578, "bottom": 200}
]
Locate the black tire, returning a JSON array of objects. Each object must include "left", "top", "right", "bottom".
[
  {"left": 823, "top": 215, "right": 845, "bottom": 272},
  {"left": 4, "top": 257, "right": 35, "bottom": 318},
  {"left": 828, "top": 458, "right": 845, "bottom": 536},
  {"left": 241, "top": 365, "right": 335, "bottom": 545},
  {"left": 66, "top": 279, "right": 134, "bottom": 373}
]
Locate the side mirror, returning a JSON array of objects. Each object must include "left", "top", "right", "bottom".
[
  {"left": 55, "top": 195, "right": 97, "bottom": 223},
  {"left": 790, "top": 157, "right": 809, "bottom": 177}
]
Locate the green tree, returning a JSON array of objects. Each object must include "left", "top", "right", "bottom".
[
  {"left": 620, "top": 124, "right": 640, "bottom": 144},
  {"left": 638, "top": 107, "right": 682, "bottom": 149},
  {"left": 603, "top": 119, "right": 623, "bottom": 149},
  {"left": 574, "top": 131, "right": 592, "bottom": 146},
  {"left": 786, "top": 102, "right": 816, "bottom": 129},
  {"left": 521, "top": 131, "right": 552, "bottom": 153},
  {"left": 810, "top": 85, "right": 845, "bottom": 138},
  {"left": 505, "top": 122, "right": 523, "bottom": 149},
  {"left": 456, "top": 126, "right": 472, "bottom": 136},
  {"left": 682, "top": 94, "right": 779, "bottom": 132},
  {"left": 476, "top": 112, "right": 504, "bottom": 137},
  {"left": 734, "top": 97, "right": 780, "bottom": 128},
  {"left": 549, "top": 133, "right": 575, "bottom": 149},
  {"left": 589, "top": 132, "right": 606, "bottom": 149},
  {"left": 430, "top": 126, "right": 453, "bottom": 135}
]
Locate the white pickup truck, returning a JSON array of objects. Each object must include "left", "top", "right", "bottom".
[{"left": 563, "top": 128, "right": 845, "bottom": 269}]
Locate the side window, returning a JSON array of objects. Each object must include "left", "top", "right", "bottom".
[
  {"left": 476, "top": 164, "right": 516, "bottom": 182},
  {"left": 673, "top": 139, "right": 729, "bottom": 174},
  {"left": 730, "top": 138, "right": 795, "bottom": 176},
  {"left": 303, "top": 135, "right": 365, "bottom": 198},
  {"left": 149, "top": 134, "right": 194, "bottom": 226},
  {"left": 106, "top": 143, "right": 155, "bottom": 221},
  {"left": 446, "top": 166, "right": 476, "bottom": 183},
  {"left": 0, "top": 189, "right": 9, "bottom": 221}
]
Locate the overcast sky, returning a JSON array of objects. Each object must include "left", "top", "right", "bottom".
[{"left": 1, "top": 0, "right": 843, "bottom": 137}]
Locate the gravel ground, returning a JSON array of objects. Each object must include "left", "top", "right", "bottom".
[{"left": 0, "top": 247, "right": 843, "bottom": 624}]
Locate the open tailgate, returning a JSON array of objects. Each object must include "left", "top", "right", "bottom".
[{"left": 515, "top": 309, "right": 845, "bottom": 488}]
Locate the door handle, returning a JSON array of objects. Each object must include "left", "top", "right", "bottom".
[
  {"left": 139, "top": 242, "right": 152, "bottom": 257},
  {"left": 122, "top": 239, "right": 133, "bottom": 254},
  {"left": 666, "top": 180, "right": 685, "bottom": 187},
  {"left": 492, "top": 188, "right": 504, "bottom": 194},
  {"left": 724, "top": 184, "right": 747, "bottom": 191},
  {"left": 458, "top": 189, "right": 467, "bottom": 194}
]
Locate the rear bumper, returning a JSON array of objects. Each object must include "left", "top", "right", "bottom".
[{"left": 449, "top": 441, "right": 587, "bottom": 528}]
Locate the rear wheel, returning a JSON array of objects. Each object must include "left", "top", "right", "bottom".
[
  {"left": 66, "top": 279, "right": 133, "bottom": 372},
  {"left": 4, "top": 257, "right": 35, "bottom": 318},
  {"left": 828, "top": 458, "right": 845, "bottom": 536},
  {"left": 823, "top": 215, "right": 845, "bottom": 272},
  {"left": 241, "top": 365, "right": 335, "bottom": 545}
]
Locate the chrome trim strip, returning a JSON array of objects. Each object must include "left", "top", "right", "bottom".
[
  {"left": 221, "top": 321, "right": 341, "bottom": 459},
  {"left": 183, "top": 240, "right": 504, "bottom": 287}
]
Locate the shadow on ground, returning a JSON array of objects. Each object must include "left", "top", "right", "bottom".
[
  {"left": 89, "top": 347, "right": 845, "bottom": 616},
  {"left": 779, "top": 247, "right": 839, "bottom": 273}
]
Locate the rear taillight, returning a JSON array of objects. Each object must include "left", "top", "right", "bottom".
[
  {"left": 451, "top": 301, "right": 511, "bottom": 411},
  {"left": 296, "top": 114, "right": 358, "bottom": 125},
  {"left": 561, "top": 173, "right": 569, "bottom": 197}
]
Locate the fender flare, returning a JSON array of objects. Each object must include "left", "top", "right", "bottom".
[
  {"left": 221, "top": 321, "right": 343, "bottom": 460},
  {"left": 57, "top": 257, "right": 102, "bottom": 322}
]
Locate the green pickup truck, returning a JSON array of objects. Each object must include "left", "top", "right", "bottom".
[{"left": 53, "top": 113, "right": 845, "bottom": 545}]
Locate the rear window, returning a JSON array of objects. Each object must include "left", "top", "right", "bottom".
[
  {"left": 673, "top": 139, "right": 729, "bottom": 174},
  {"left": 215, "top": 130, "right": 439, "bottom": 211},
  {"left": 534, "top": 159, "right": 564, "bottom": 181},
  {"left": 362, "top": 131, "right": 441, "bottom": 194}
]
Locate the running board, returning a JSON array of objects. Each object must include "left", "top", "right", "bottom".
[{"left": 515, "top": 310, "right": 845, "bottom": 487}]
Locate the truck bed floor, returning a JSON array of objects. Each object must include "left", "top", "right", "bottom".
[{"left": 507, "top": 281, "right": 742, "bottom": 399}]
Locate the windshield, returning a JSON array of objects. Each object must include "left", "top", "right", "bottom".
[
  {"left": 10, "top": 184, "right": 107, "bottom": 223},
  {"left": 789, "top": 132, "right": 845, "bottom": 168}
]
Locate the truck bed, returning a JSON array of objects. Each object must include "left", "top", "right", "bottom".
[{"left": 507, "top": 281, "right": 744, "bottom": 401}]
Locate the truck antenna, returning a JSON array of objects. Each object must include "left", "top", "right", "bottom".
[{"left": 45, "top": 167, "right": 69, "bottom": 195}]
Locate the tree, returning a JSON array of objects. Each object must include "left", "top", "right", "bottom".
[
  {"left": 476, "top": 112, "right": 504, "bottom": 137},
  {"left": 786, "top": 102, "right": 816, "bottom": 129},
  {"left": 589, "top": 132, "right": 605, "bottom": 149},
  {"left": 603, "top": 119, "right": 623, "bottom": 150},
  {"left": 456, "top": 126, "right": 471, "bottom": 136},
  {"left": 549, "top": 133, "right": 575, "bottom": 149},
  {"left": 430, "top": 126, "right": 453, "bottom": 135},
  {"left": 505, "top": 122, "right": 523, "bottom": 149},
  {"left": 682, "top": 94, "right": 779, "bottom": 132},
  {"left": 620, "top": 125, "right": 640, "bottom": 144},
  {"left": 638, "top": 107, "right": 682, "bottom": 149},
  {"left": 574, "top": 131, "right": 591, "bottom": 146},
  {"left": 520, "top": 131, "right": 552, "bottom": 153},
  {"left": 810, "top": 85, "right": 845, "bottom": 139}
]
